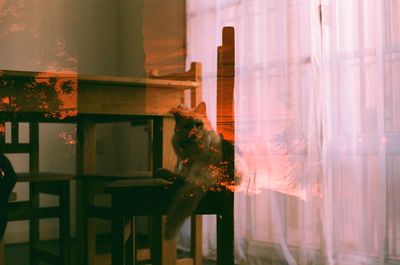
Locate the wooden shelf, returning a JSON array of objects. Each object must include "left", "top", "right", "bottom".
[
  {"left": 16, "top": 172, "right": 75, "bottom": 182},
  {"left": 79, "top": 74, "right": 198, "bottom": 90},
  {"left": 0, "top": 69, "right": 198, "bottom": 90},
  {"left": 0, "top": 67, "right": 201, "bottom": 117}
]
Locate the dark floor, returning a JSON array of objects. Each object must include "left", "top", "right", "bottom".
[{"left": 4, "top": 236, "right": 217, "bottom": 265}]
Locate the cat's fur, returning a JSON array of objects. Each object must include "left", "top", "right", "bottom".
[
  {"left": 157, "top": 102, "right": 236, "bottom": 240},
  {"left": 0, "top": 153, "right": 17, "bottom": 239}
]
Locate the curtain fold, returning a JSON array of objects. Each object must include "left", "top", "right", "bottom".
[{"left": 186, "top": 0, "right": 400, "bottom": 264}]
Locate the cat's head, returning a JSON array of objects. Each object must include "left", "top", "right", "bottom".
[
  {"left": 169, "top": 102, "right": 213, "bottom": 158},
  {"left": 169, "top": 102, "right": 212, "bottom": 131}
]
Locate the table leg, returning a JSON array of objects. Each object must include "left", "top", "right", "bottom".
[
  {"left": 217, "top": 192, "right": 234, "bottom": 265},
  {"left": 112, "top": 200, "right": 126, "bottom": 265},
  {"left": 60, "top": 182, "right": 71, "bottom": 265},
  {"left": 151, "top": 215, "right": 162, "bottom": 265}
]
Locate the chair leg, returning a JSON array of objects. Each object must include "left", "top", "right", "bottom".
[
  {"left": 60, "top": 182, "right": 70, "bottom": 265},
  {"left": 124, "top": 218, "right": 134, "bottom": 265},
  {"left": 112, "top": 204, "right": 126, "bottom": 265},
  {"left": 217, "top": 192, "right": 234, "bottom": 265},
  {"left": 29, "top": 183, "right": 40, "bottom": 265},
  {"left": 87, "top": 217, "right": 96, "bottom": 265},
  {"left": 161, "top": 216, "right": 176, "bottom": 264},
  {"left": 191, "top": 215, "right": 203, "bottom": 265},
  {"left": 0, "top": 237, "right": 5, "bottom": 265},
  {"left": 150, "top": 215, "right": 177, "bottom": 265},
  {"left": 150, "top": 215, "right": 163, "bottom": 265},
  {"left": 145, "top": 215, "right": 180, "bottom": 265},
  {"left": 77, "top": 179, "right": 97, "bottom": 265},
  {"left": 76, "top": 179, "right": 87, "bottom": 265}
]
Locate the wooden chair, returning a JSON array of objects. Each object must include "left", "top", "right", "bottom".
[
  {"left": 0, "top": 192, "right": 17, "bottom": 265},
  {"left": 149, "top": 61, "right": 204, "bottom": 265},
  {"left": 105, "top": 26, "right": 235, "bottom": 265},
  {"left": 75, "top": 62, "right": 203, "bottom": 265},
  {"left": 0, "top": 118, "right": 73, "bottom": 265},
  {"left": 149, "top": 61, "right": 202, "bottom": 109}
]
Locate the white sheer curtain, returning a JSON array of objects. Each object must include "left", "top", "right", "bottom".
[{"left": 186, "top": 0, "right": 400, "bottom": 264}]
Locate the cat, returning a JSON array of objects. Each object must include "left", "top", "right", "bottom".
[
  {"left": 0, "top": 153, "right": 17, "bottom": 239},
  {"left": 157, "top": 102, "right": 237, "bottom": 240}
]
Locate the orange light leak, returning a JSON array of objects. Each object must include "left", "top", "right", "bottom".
[
  {"left": 0, "top": 124, "right": 5, "bottom": 136},
  {"left": 1, "top": 97, "right": 9, "bottom": 104},
  {"left": 58, "top": 130, "right": 76, "bottom": 145},
  {"left": 232, "top": 156, "right": 325, "bottom": 201}
]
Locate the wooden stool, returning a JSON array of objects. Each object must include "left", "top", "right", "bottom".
[
  {"left": 7, "top": 173, "right": 72, "bottom": 265},
  {"left": 0, "top": 119, "right": 73, "bottom": 265},
  {"left": 0, "top": 176, "right": 71, "bottom": 265},
  {"left": 76, "top": 116, "right": 202, "bottom": 265},
  {"left": 105, "top": 178, "right": 234, "bottom": 265}
]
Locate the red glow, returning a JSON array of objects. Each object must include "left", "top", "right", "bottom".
[
  {"left": 0, "top": 124, "right": 5, "bottom": 136},
  {"left": 58, "top": 131, "right": 76, "bottom": 145},
  {"left": 1, "top": 97, "right": 9, "bottom": 104}
]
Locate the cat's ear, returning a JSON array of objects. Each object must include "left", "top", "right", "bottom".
[
  {"left": 170, "top": 104, "right": 188, "bottom": 114},
  {"left": 169, "top": 107, "right": 179, "bottom": 114},
  {"left": 169, "top": 107, "right": 183, "bottom": 121},
  {"left": 195, "top": 102, "right": 207, "bottom": 115}
]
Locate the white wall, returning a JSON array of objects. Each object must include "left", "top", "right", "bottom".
[
  {"left": 0, "top": 0, "right": 185, "bottom": 243},
  {"left": 143, "top": 0, "right": 186, "bottom": 74},
  {"left": 0, "top": 0, "right": 148, "bottom": 75}
]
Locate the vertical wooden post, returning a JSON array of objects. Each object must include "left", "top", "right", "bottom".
[
  {"left": 189, "top": 61, "right": 203, "bottom": 265},
  {"left": 154, "top": 116, "right": 179, "bottom": 265},
  {"left": 60, "top": 181, "right": 71, "bottom": 265},
  {"left": 0, "top": 121, "right": 5, "bottom": 265},
  {"left": 0, "top": 122, "right": 5, "bottom": 265},
  {"left": 216, "top": 26, "right": 235, "bottom": 265},
  {"left": 11, "top": 122, "right": 18, "bottom": 146},
  {"left": 0, "top": 122, "right": 4, "bottom": 148},
  {"left": 217, "top": 27, "right": 235, "bottom": 143},
  {"left": 190, "top": 62, "right": 202, "bottom": 108},
  {"left": 151, "top": 117, "right": 164, "bottom": 265},
  {"left": 76, "top": 117, "right": 96, "bottom": 265},
  {"left": 149, "top": 62, "right": 202, "bottom": 109},
  {"left": 29, "top": 122, "right": 40, "bottom": 265},
  {"left": 191, "top": 216, "right": 203, "bottom": 265},
  {"left": 111, "top": 195, "right": 126, "bottom": 265},
  {"left": 0, "top": 238, "right": 4, "bottom": 265}
]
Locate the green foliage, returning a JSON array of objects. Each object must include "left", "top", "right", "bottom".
[{"left": 0, "top": 74, "right": 74, "bottom": 119}]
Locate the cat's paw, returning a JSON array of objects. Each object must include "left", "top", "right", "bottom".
[
  {"left": 155, "top": 168, "right": 175, "bottom": 182},
  {"left": 155, "top": 168, "right": 186, "bottom": 183}
]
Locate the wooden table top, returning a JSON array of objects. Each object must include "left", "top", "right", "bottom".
[{"left": 1, "top": 69, "right": 199, "bottom": 117}]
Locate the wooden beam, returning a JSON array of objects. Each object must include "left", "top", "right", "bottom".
[{"left": 217, "top": 26, "right": 235, "bottom": 143}]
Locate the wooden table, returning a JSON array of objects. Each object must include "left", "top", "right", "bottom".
[
  {"left": 74, "top": 66, "right": 201, "bottom": 265},
  {"left": 0, "top": 64, "right": 201, "bottom": 265}
]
